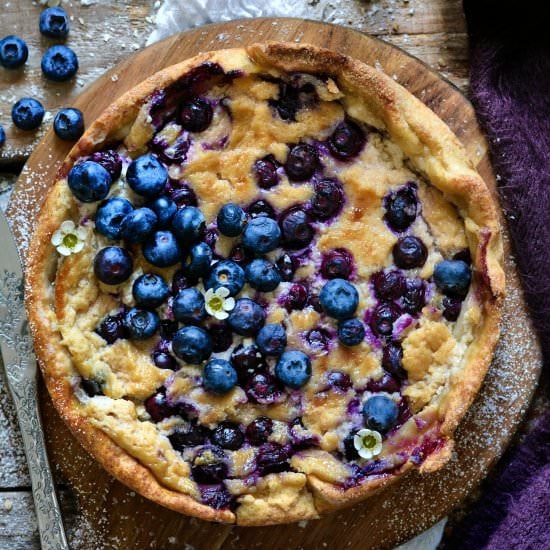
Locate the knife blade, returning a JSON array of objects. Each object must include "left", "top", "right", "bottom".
[{"left": 0, "top": 210, "right": 68, "bottom": 550}]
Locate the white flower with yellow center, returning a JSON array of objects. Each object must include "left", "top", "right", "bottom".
[
  {"left": 353, "top": 428, "right": 383, "bottom": 460},
  {"left": 51, "top": 220, "right": 87, "bottom": 256},
  {"left": 204, "top": 287, "right": 235, "bottom": 320}
]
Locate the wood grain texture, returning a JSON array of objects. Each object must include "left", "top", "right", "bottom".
[{"left": 4, "top": 17, "right": 543, "bottom": 550}]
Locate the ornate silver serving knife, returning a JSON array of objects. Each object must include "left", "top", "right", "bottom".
[{"left": 0, "top": 211, "right": 69, "bottom": 549}]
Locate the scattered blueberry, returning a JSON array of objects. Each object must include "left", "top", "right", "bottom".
[
  {"left": 311, "top": 178, "right": 345, "bottom": 220},
  {"left": 363, "top": 395, "right": 399, "bottom": 433},
  {"left": 276, "top": 253, "right": 296, "bottom": 281},
  {"left": 142, "top": 230, "right": 182, "bottom": 268},
  {"left": 41, "top": 45, "right": 78, "bottom": 81},
  {"left": 179, "top": 98, "right": 213, "bottom": 132},
  {"left": 132, "top": 273, "right": 169, "bottom": 309},
  {"left": 39, "top": 7, "right": 69, "bottom": 38},
  {"left": 384, "top": 185, "right": 418, "bottom": 232},
  {"left": 369, "top": 303, "right": 401, "bottom": 338},
  {"left": 0, "top": 36, "right": 28, "bottom": 69},
  {"left": 321, "top": 249, "right": 354, "bottom": 280},
  {"left": 253, "top": 155, "right": 279, "bottom": 189},
  {"left": 305, "top": 327, "right": 332, "bottom": 353},
  {"left": 247, "top": 199, "right": 276, "bottom": 219},
  {"left": 245, "top": 258, "right": 281, "bottom": 292},
  {"left": 151, "top": 351, "right": 177, "bottom": 370},
  {"left": 145, "top": 390, "right": 177, "bottom": 422},
  {"left": 11, "top": 98, "right": 44, "bottom": 131},
  {"left": 371, "top": 269, "right": 405, "bottom": 301},
  {"left": 93, "top": 246, "right": 133, "bottom": 285},
  {"left": 182, "top": 242, "right": 212, "bottom": 280},
  {"left": 173, "top": 287, "right": 206, "bottom": 324},
  {"left": 191, "top": 447, "right": 228, "bottom": 483},
  {"left": 172, "top": 206, "right": 206, "bottom": 244},
  {"left": 147, "top": 196, "right": 177, "bottom": 228},
  {"left": 285, "top": 143, "right": 319, "bottom": 181},
  {"left": 68, "top": 160, "right": 112, "bottom": 203},
  {"left": 442, "top": 296, "right": 462, "bottom": 321},
  {"left": 199, "top": 485, "right": 234, "bottom": 510},
  {"left": 81, "top": 378, "right": 104, "bottom": 397},
  {"left": 89, "top": 150, "right": 122, "bottom": 180},
  {"left": 212, "top": 422, "right": 244, "bottom": 450},
  {"left": 433, "top": 260, "right": 471, "bottom": 298},
  {"left": 242, "top": 217, "right": 281, "bottom": 254},
  {"left": 280, "top": 283, "right": 308, "bottom": 312},
  {"left": 203, "top": 358, "right": 238, "bottom": 394},
  {"left": 402, "top": 277, "right": 426, "bottom": 315},
  {"left": 327, "top": 370, "right": 352, "bottom": 391},
  {"left": 275, "top": 350, "right": 311, "bottom": 389},
  {"left": 153, "top": 131, "right": 190, "bottom": 165},
  {"left": 95, "top": 197, "right": 133, "bottom": 240},
  {"left": 172, "top": 326, "right": 212, "bottom": 364},
  {"left": 169, "top": 423, "right": 211, "bottom": 450},
  {"left": 328, "top": 119, "right": 366, "bottom": 160},
  {"left": 231, "top": 344, "right": 265, "bottom": 383},
  {"left": 245, "top": 372, "right": 283, "bottom": 405},
  {"left": 343, "top": 433, "right": 359, "bottom": 460},
  {"left": 127, "top": 154, "right": 167, "bottom": 197},
  {"left": 366, "top": 372, "right": 401, "bottom": 393},
  {"left": 204, "top": 260, "right": 245, "bottom": 296},
  {"left": 95, "top": 313, "right": 127, "bottom": 344},
  {"left": 319, "top": 278, "right": 359, "bottom": 320},
  {"left": 0, "top": 126, "right": 5, "bottom": 147},
  {"left": 208, "top": 323, "right": 233, "bottom": 352},
  {"left": 279, "top": 207, "right": 314, "bottom": 250},
  {"left": 227, "top": 298, "right": 265, "bottom": 336},
  {"left": 167, "top": 182, "right": 198, "bottom": 208},
  {"left": 123, "top": 308, "right": 159, "bottom": 339},
  {"left": 392, "top": 236, "right": 428, "bottom": 269},
  {"left": 256, "top": 324, "right": 287, "bottom": 356},
  {"left": 382, "top": 342, "right": 406, "bottom": 378},
  {"left": 338, "top": 318, "right": 365, "bottom": 346},
  {"left": 217, "top": 203, "right": 246, "bottom": 237},
  {"left": 256, "top": 442, "right": 291, "bottom": 475},
  {"left": 53, "top": 108, "right": 84, "bottom": 140},
  {"left": 120, "top": 207, "right": 158, "bottom": 244}
]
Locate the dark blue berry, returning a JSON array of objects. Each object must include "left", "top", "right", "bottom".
[
  {"left": 245, "top": 258, "right": 281, "bottom": 292},
  {"left": 279, "top": 207, "right": 314, "bottom": 250},
  {"left": 89, "top": 150, "right": 122, "bottom": 180},
  {"left": 11, "top": 98, "right": 44, "bottom": 131},
  {"left": 382, "top": 342, "right": 406, "bottom": 378},
  {"left": 328, "top": 119, "right": 366, "bottom": 160},
  {"left": 152, "top": 351, "right": 178, "bottom": 370},
  {"left": 0, "top": 126, "right": 5, "bottom": 147},
  {"left": 127, "top": 154, "right": 167, "bottom": 198},
  {"left": 245, "top": 372, "right": 283, "bottom": 405},
  {"left": 200, "top": 485, "right": 234, "bottom": 510},
  {"left": 39, "top": 7, "right": 69, "bottom": 38},
  {"left": 204, "top": 260, "right": 245, "bottom": 296},
  {"left": 227, "top": 298, "right": 266, "bottom": 336},
  {"left": 343, "top": 433, "right": 359, "bottom": 460},
  {"left": 453, "top": 249, "right": 472, "bottom": 265},
  {"left": 285, "top": 143, "right": 319, "bottom": 181},
  {"left": 247, "top": 199, "right": 276, "bottom": 219},
  {"left": 402, "top": 277, "right": 426, "bottom": 315},
  {"left": 132, "top": 273, "right": 169, "bottom": 309},
  {"left": 203, "top": 359, "right": 238, "bottom": 394},
  {"left": 53, "top": 108, "right": 84, "bottom": 140},
  {"left": 242, "top": 216, "right": 281, "bottom": 253},
  {"left": 41, "top": 45, "right": 78, "bottom": 81},
  {"left": 81, "top": 378, "right": 103, "bottom": 397},
  {"left": 167, "top": 182, "right": 197, "bottom": 208},
  {"left": 95, "top": 313, "right": 127, "bottom": 344},
  {"left": 95, "top": 197, "right": 133, "bottom": 240},
  {"left": 319, "top": 278, "right": 359, "bottom": 320},
  {"left": 159, "top": 319, "right": 179, "bottom": 341},
  {"left": 363, "top": 395, "right": 399, "bottom": 433},
  {"left": 369, "top": 303, "right": 401, "bottom": 338},
  {"left": 231, "top": 344, "right": 266, "bottom": 383},
  {"left": 442, "top": 296, "right": 462, "bottom": 321},
  {"left": 280, "top": 283, "right": 308, "bottom": 312},
  {"left": 433, "top": 260, "right": 471, "bottom": 298},
  {"left": 275, "top": 350, "right": 311, "bottom": 389},
  {"left": 256, "top": 323, "right": 287, "bottom": 356},
  {"left": 338, "top": 318, "right": 365, "bottom": 346},
  {"left": 93, "top": 246, "right": 133, "bottom": 285},
  {"left": 169, "top": 423, "right": 211, "bottom": 450},
  {"left": 217, "top": 203, "right": 246, "bottom": 237},
  {"left": 182, "top": 242, "right": 213, "bottom": 280},
  {"left": 68, "top": 161, "right": 112, "bottom": 203},
  {"left": 173, "top": 287, "right": 206, "bottom": 324},
  {"left": 120, "top": 207, "right": 158, "bottom": 244},
  {"left": 179, "top": 98, "right": 213, "bottom": 132},
  {"left": 371, "top": 269, "right": 405, "bottom": 301},
  {"left": 191, "top": 447, "right": 228, "bottom": 483},
  {"left": 321, "top": 249, "right": 354, "bottom": 280},
  {"left": 246, "top": 417, "right": 273, "bottom": 446},
  {"left": 276, "top": 253, "right": 296, "bottom": 281},
  {"left": 305, "top": 327, "right": 332, "bottom": 353},
  {"left": 229, "top": 243, "right": 254, "bottom": 266},
  {"left": 147, "top": 196, "right": 177, "bottom": 228},
  {"left": 311, "top": 178, "right": 344, "bottom": 220},
  {"left": 124, "top": 308, "right": 159, "bottom": 340},
  {"left": 0, "top": 36, "right": 28, "bottom": 69},
  {"left": 393, "top": 236, "right": 428, "bottom": 269},
  {"left": 253, "top": 155, "right": 279, "bottom": 189},
  {"left": 145, "top": 390, "right": 176, "bottom": 422},
  {"left": 208, "top": 323, "right": 233, "bottom": 353},
  {"left": 256, "top": 442, "right": 290, "bottom": 475},
  {"left": 172, "top": 326, "right": 212, "bottom": 364},
  {"left": 384, "top": 185, "right": 418, "bottom": 232},
  {"left": 172, "top": 206, "right": 205, "bottom": 244},
  {"left": 171, "top": 269, "right": 190, "bottom": 294},
  {"left": 327, "top": 370, "right": 352, "bottom": 391},
  {"left": 212, "top": 422, "right": 244, "bottom": 450},
  {"left": 142, "top": 230, "right": 182, "bottom": 268},
  {"left": 366, "top": 373, "right": 401, "bottom": 393}
]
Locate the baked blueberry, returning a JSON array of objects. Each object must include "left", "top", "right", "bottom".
[
  {"left": 343, "top": 433, "right": 359, "bottom": 461},
  {"left": 173, "top": 287, "right": 206, "bottom": 324},
  {"left": 382, "top": 341, "right": 406, "bottom": 378},
  {"left": 285, "top": 143, "right": 319, "bottom": 181},
  {"left": 95, "top": 313, "right": 127, "bottom": 344},
  {"left": 93, "top": 246, "right": 133, "bottom": 285},
  {"left": 366, "top": 373, "right": 401, "bottom": 393},
  {"left": 81, "top": 378, "right": 104, "bottom": 397},
  {"left": 256, "top": 442, "right": 291, "bottom": 475},
  {"left": 246, "top": 416, "right": 273, "bottom": 445},
  {"left": 392, "top": 236, "right": 428, "bottom": 269},
  {"left": 167, "top": 182, "right": 198, "bottom": 208},
  {"left": 200, "top": 485, "right": 234, "bottom": 510},
  {"left": 442, "top": 296, "right": 462, "bottom": 321},
  {"left": 41, "top": 45, "right": 78, "bottom": 81},
  {"left": 89, "top": 150, "right": 122, "bottom": 180},
  {"left": 245, "top": 372, "right": 283, "bottom": 405},
  {"left": 231, "top": 344, "right": 265, "bottom": 382},
  {"left": 132, "top": 273, "right": 170, "bottom": 309},
  {"left": 144, "top": 390, "right": 177, "bottom": 422},
  {"left": 172, "top": 326, "right": 212, "bottom": 364},
  {"left": 276, "top": 253, "right": 296, "bottom": 281},
  {"left": 275, "top": 350, "right": 311, "bottom": 389},
  {"left": 433, "top": 260, "right": 471, "bottom": 298},
  {"left": 208, "top": 323, "right": 233, "bottom": 352},
  {"left": 369, "top": 303, "right": 401, "bottom": 338},
  {"left": 204, "top": 260, "right": 245, "bottom": 296},
  {"left": 147, "top": 196, "right": 177, "bottom": 228},
  {"left": 179, "top": 98, "right": 213, "bottom": 132},
  {"left": 142, "top": 230, "right": 182, "bottom": 268},
  {"left": 191, "top": 448, "right": 228, "bottom": 483},
  {"left": 53, "top": 108, "right": 84, "bottom": 140},
  {"left": 203, "top": 359, "right": 238, "bottom": 394},
  {"left": 326, "top": 370, "right": 352, "bottom": 391},
  {"left": 11, "top": 98, "right": 45, "bottom": 131},
  {"left": 253, "top": 155, "right": 279, "bottom": 189},
  {"left": 183, "top": 242, "right": 213, "bottom": 279},
  {"left": 227, "top": 298, "right": 265, "bottom": 336},
  {"left": 256, "top": 323, "right": 287, "bottom": 356},
  {"left": 384, "top": 185, "right": 418, "bottom": 232},
  {"left": 124, "top": 308, "right": 159, "bottom": 340},
  {"left": 151, "top": 351, "right": 178, "bottom": 370},
  {"left": 338, "top": 318, "right": 365, "bottom": 346},
  {"left": 305, "top": 327, "right": 332, "bottom": 353},
  {"left": 217, "top": 203, "right": 246, "bottom": 237},
  {"left": 371, "top": 269, "right": 405, "bottom": 301},
  {"left": 321, "top": 249, "right": 354, "bottom": 280},
  {"left": 328, "top": 119, "right": 366, "bottom": 160},
  {"left": 172, "top": 206, "right": 206, "bottom": 244},
  {"left": 0, "top": 126, "right": 5, "bottom": 147},
  {"left": 212, "top": 422, "right": 244, "bottom": 449},
  {"left": 311, "top": 178, "right": 345, "bottom": 220},
  {"left": 120, "top": 207, "right": 158, "bottom": 244},
  {"left": 0, "top": 36, "right": 28, "bottom": 69},
  {"left": 39, "top": 7, "right": 69, "bottom": 38},
  {"left": 319, "top": 278, "right": 359, "bottom": 320},
  {"left": 95, "top": 197, "right": 134, "bottom": 240},
  {"left": 279, "top": 207, "right": 314, "bottom": 250},
  {"left": 242, "top": 217, "right": 281, "bottom": 254},
  {"left": 127, "top": 154, "right": 167, "bottom": 198},
  {"left": 68, "top": 161, "right": 112, "bottom": 203},
  {"left": 402, "top": 277, "right": 426, "bottom": 315},
  {"left": 362, "top": 395, "right": 399, "bottom": 433},
  {"left": 280, "top": 283, "right": 308, "bottom": 312},
  {"left": 169, "top": 423, "right": 211, "bottom": 450},
  {"left": 245, "top": 258, "right": 281, "bottom": 292},
  {"left": 229, "top": 243, "right": 253, "bottom": 266},
  {"left": 247, "top": 199, "right": 276, "bottom": 219}
]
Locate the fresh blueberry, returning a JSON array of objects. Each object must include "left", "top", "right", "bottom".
[
  {"left": 41, "top": 45, "right": 78, "bottom": 81},
  {"left": 179, "top": 98, "right": 213, "bottom": 132},
  {"left": 68, "top": 161, "right": 112, "bottom": 203},
  {"left": 120, "top": 207, "right": 158, "bottom": 244},
  {"left": 285, "top": 143, "right": 319, "bottom": 181},
  {"left": 369, "top": 303, "right": 401, "bottom": 338},
  {"left": 319, "top": 278, "right": 359, "bottom": 320},
  {"left": 433, "top": 260, "right": 472, "bottom": 298},
  {"left": 276, "top": 253, "right": 296, "bottom": 281},
  {"left": 212, "top": 422, "right": 244, "bottom": 450},
  {"left": 53, "top": 108, "right": 84, "bottom": 140},
  {"left": 208, "top": 323, "right": 233, "bottom": 353},
  {"left": 245, "top": 372, "right": 283, "bottom": 405},
  {"left": 256, "top": 323, "right": 287, "bottom": 356},
  {"left": 338, "top": 318, "right": 365, "bottom": 346},
  {"left": 246, "top": 417, "right": 273, "bottom": 446},
  {"left": 183, "top": 242, "right": 212, "bottom": 279},
  {"left": 151, "top": 351, "right": 178, "bottom": 370},
  {"left": 231, "top": 344, "right": 266, "bottom": 383},
  {"left": 247, "top": 199, "right": 276, "bottom": 219},
  {"left": 242, "top": 217, "right": 281, "bottom": 254},
  {"left": 81, "top": 378, "right": 104, "bottom": 397},
  {"left": 147, "top": 196, "right": 177, "bottom": 228},
  {"left": 39, "top": 7, "right": 69, "bottom": 38},
  {"left": 200, "top": 485, "right": 235, "bottom": 510},
  {"left": 227, "top": 298, "right": 265, "bottom": 336},
  {"left": 321, "top": 249, "right": 354, "bottom": 280},
  {"left": 142, "top": 230, "right": 182, "bottom": 268},
  {"left": 402, "top": 277, "right": 426, "bottom": 315},
  {"left": 0, "top": 126, "right": 5, "bottom": 147},
  {"left": 172, "top": 206, "right": 205, "bottom": 244},
  {"left": 328, "top": 119, "right": 366, "bottom": 160},
  {"left": 311, "top": 178, "right": 345, "bottom": 220},
  {"left": 124, "top": 308, "right": 159, "bottom": 340},
  {"left": 95, "top": 313, "right": 127, "bottom": 344},
  {"left": 93, "top": 246, "right": 133, "bottom": 285},
  {"left": 95, "top": 197, "right": 133, "bottom": 240},
  {"left": 275, "top": 350, "right": 311, "bottom": 389},
  {"left": 305, "top": 327, "right": 332, "bottom": 353},
  {"left": 191, "top": 447, "right": 228, "bottom": 483},
  {"left": 280, "top": 283, "right": 308, "bottom": 312},
  {"left": 132, "top": 273, "right": 169, "bottom": 309},
  {"left": 256, "top": 442, "right": 291, "bottom": 475},
  {"left": 253, "top": 155, "right": 279, "bottom": 189},
  {"left": 11, "top": 98, "right": 44, "bottom": 131},
  {"left": 169, "top": 423, "right": 211, "bottom": 450},
  {"left": 393, "top": 236, "right": 428, "bottom": 269},
  {"left": 204, "top": 260, "right": 245, "bottom": 296},
  {"left": 172, "top": 326, "right": 212, "bottom": 364},
  {"left": 366, "top": 373, "right": 401, "bottom": 393},
  {"left": 126, "top": 154, "right": 167, "bottom": 198},
  {"left": 371, "top": 269, "right": 405, "bottom": 301},
  {"left": 279, "top": 207, "right": 314, "bottom": 250},
  {"left": 326, "top": 370, "right": 352, "bottom": 391},
  {"left": 0, "top": 36, "right": 28, "bottom": 69},
  {"left": 382, "top": 342, "right": 406, "bottom": 378},
  {"left": 245, "top": 258, "right": 281, "bottom": 292},
  {"left": 442, "top": 296, "right": 462, "bottom": 321},
  {"left": 203, "top": 359, "right": 238, "bottom": 394},
  {"left": 173, "top": 287, "right": 206, "bottom": 324},
  {"left": 217, "top": 203, "right": 246, "bottom": 237},
  {"left": 362, "top": 395, "right": 399, "bottom": 433},
  {"left": 89, "top": 150, "right": 123, "bottom": 180},
  {"left": 229, "top": 243, "right": 253, "bottom": 266},
  {"left": 384, "top": 185, "right": 418, "bottom": 232}
]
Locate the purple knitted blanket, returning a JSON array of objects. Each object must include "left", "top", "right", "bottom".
[{"left": 445, "top": 2, "right": 550, "bottom": 548}]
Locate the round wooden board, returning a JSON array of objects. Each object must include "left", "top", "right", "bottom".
[{"left": 8, "top": 18, "right": 542, "bottom": 550}]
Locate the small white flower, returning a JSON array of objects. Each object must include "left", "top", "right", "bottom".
[
  {"left": 353, "top": 428, "right": 383, "bottom": 460},
  {"left": 204, "top": 287, "right": 235, "bottom": 320},
  {"left": 51, "top": 220, "right": 87, "bottom": 257}
]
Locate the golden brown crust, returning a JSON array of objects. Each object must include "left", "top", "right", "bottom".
[{"left": 25, "top": 42, "right": 504, "bottom": 524}]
